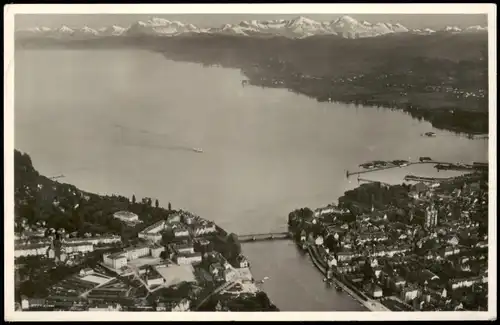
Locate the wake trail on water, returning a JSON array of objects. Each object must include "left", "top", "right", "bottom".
[
  {"left": 111, "top": 123, "right": 199, "bottom": 153},
  {"left": 119, "top": 142, "right": 195, "bottom": 152}
]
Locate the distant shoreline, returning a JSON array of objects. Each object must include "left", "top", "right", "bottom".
[{"left": 15, "top": 32, "right": 489, "bottom": 135}]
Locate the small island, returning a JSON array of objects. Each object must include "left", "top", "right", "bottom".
[
  {"left": 14, "top": 150, "right": 278, "bottom": 312},
  {"left": 288, "top": 170, "right": 488, "bottom": 312}
]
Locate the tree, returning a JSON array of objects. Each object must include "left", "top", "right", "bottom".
[
  {"left": 155, "top": 199, "right": 159, "bottom": 208},
  {"left": 132, "top": 195, "right": 136, "bottom": 204},
  {"left": 168, "top": 202, "right": 172, "bottom": 211},
  {"left": 147, "top": 198, "right": 153, "bottom": 207},
  {"left": 226, "top": 233, "right": 242, "bottom": 260},
  {"left": 362, "top": 258, "right": 374, "bottom": 283}
]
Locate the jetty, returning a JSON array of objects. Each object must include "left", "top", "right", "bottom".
[
  {"left": 404, "top": 175, "right": 452, "bottom": 183},
  {"left": 434, "top": 163, "right": 474, "bottom": 172},
  {"left": 357, "top": 176, "right": 391, "bottom": 187}
]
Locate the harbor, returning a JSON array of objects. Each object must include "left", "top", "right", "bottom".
[{"left": 347, "top": 159, "right": 487, "bottom": 178}]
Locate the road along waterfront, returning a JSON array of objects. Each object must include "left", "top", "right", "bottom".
[{"left": 306, "top": 244, "right": 390, "bottom": 312}]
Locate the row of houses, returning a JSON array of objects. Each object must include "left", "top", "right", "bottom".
[
  {"left": 138, "top": 216, "right": 217, "bottom": 243},
  {"left": 450, "top": 275, "right": 487, "bottom": 290},
  {"left": 62, "top": 235, "right": 122, "bottom": 246},
  {"left": 15, "top": 241, "right": 97, "bottom": 258}
]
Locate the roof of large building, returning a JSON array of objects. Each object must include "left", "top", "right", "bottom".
[
  {"left": 113, "top": 211, "right": 138, "bottom": 220},
  {"left": 107, "top": 252, "right": 127, "bottom": 260},
  {"left": 124, "top": 244, "right": 149, "bottom": 252},
  {"left": 64, "top": 242, "right": 93, "bottom": 247},
  {"left": 141, "top": 220, "right": 166, "bottom": 234},
  {"left": 15, "top": 243, "right": 50, "bottom": 250}
]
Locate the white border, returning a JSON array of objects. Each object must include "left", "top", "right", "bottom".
[{"left": 3, "top": 3, "right": 497, "bottom": 322}]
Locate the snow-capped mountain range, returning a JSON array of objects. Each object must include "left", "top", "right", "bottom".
[{"left": 15, "top": 15, "right": 488, "bottom": 40}]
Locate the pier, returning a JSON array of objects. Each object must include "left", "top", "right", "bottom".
[
  {"left": 346, "top": 160, "right": 476, "bottom": 178},
  {"left": 404, "top": 175, "right": 453, "bottom": 183},
  {"left": 237, "top": 232, "right": 292, "bottom": 243},
  {"left": 356, "top": 176, "right": 391, "bottom": 187}
]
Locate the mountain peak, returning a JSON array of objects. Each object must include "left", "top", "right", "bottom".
[
  {"left": 443, "top": 26, "right": 462, "bottom": 32},
  {"left": 464, "top": 25, "right": 487, "bottom": 32},
  {"left": 287, "top": 16, "right": 320, "bottom": 27},
  {"left": 337, "top": 15, "right": 359, "bottom": 24},
  {"left": 16, "top": 17, "right": 487, "bottom": 40},
  {"left": 148, "top": 17, "right": 172, "bottom": 25}
]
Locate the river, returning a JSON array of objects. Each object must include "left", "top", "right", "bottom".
[{"left": 14, "top": 49, "right": 488, "bottom": 311}]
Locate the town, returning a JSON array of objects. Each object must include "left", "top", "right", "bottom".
[
  {"left": 14, "top": 150, "right": 278, "bottom": 312},
  {"left": 15, "top": 209, "right": 275, "bottom": 312},
  {"left": 288, "top": 170, "right": 488, "bottom": 312}
]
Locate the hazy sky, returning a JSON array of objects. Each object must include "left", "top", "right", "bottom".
[{"left": 15, "top": 14, "right": 488, "bottom": 30}]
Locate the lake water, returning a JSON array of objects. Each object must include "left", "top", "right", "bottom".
[{"left": 14, "top": 49, "right": 488, "bottom": 311}]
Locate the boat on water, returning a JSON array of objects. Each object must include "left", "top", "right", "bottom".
[{"left": 192, "top": 148, "right": 204, "bottom": 153}]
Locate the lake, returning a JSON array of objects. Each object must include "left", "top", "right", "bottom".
[{"left": 14, "top": 49, "right": 488, "bottom": 311}]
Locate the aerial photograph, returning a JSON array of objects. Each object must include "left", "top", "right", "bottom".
[{"left": 8, "top": 4, "right": 494, "bottom": 320}]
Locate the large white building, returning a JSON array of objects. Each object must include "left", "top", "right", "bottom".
[
  {"left": 63, "top": 242, "right": 94, "bottom": 254},
  {"left": 123, "top": 245, "right": 150, "bottom": 260},
  {"left": 173, "top": 227, "right": 190, "bottom": 238},
  {"left": 138, "top": 220, "right": 167, "bottom": 242},
  {"left": 176, "top": 252, "right": 202, "bottom": 265},
  {"left": 102, "top": 244, "right": 164, "bottom": 270},
  {"left": 113, "top": 211, "right": 140, "bottom": 223},
  {"left": 192, "top": 223, "right": 217, "bottom": 237},
  {"left": 314, "top": 205, "right": 340, "bottom": 217},
  {"left": 103, "top": 252, "right": 128, "bottom": 270},
  {"left": 174, "top": 243, "right": 195, "bottom": 255},
  {"left": 63, "top": 235, "right": 121, "bottom": 246}
]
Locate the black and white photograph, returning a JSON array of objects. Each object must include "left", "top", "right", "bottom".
[{"left": 4, "top": 3, "right": 496, "bottom": 321}]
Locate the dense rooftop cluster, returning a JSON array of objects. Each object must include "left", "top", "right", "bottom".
[
  {"left": 14, "top": 150, "right": 277, "bottom": 312},
  {"left": 289, "top": 171, "right": 488, "bottom": 311}
]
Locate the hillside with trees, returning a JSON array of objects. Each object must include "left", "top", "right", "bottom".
[{"left": 14, "top": 149, "right": 176, "bottom": 242}]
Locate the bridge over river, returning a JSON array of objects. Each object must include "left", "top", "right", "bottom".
[{"left": 237, "top": 232, "right": 292, "bottom": 243}]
